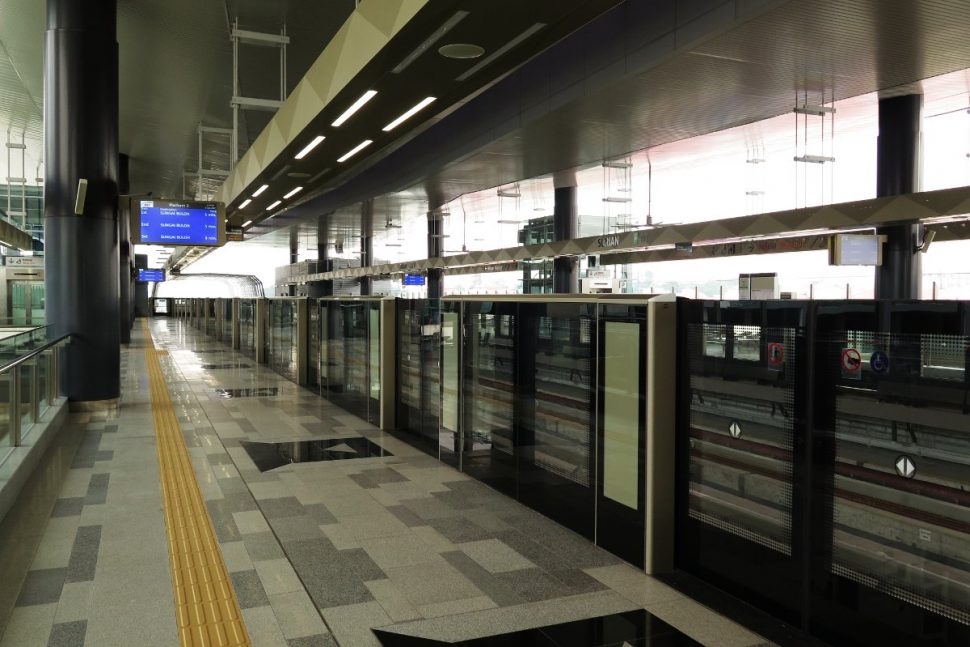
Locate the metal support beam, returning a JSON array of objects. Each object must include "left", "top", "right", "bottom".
[
  {"left": 360, "top": 200, "right": 373, "bottom": 295},
  {"left": 427, "top": 209, "right": 443, "bottom": 299}
]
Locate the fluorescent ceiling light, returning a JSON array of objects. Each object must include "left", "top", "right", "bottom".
[
  {"left": 238, "top": 198, "right": 252, "bottom": 209},
  {"left": 242, "top": 220, "right": 253, "bottom": 227},
  {"left": 294, "top": 135, "right": 325, "bottom": 160},
  {"left": 266, "top": 200, "right": 282, "bottom": 211},
  {"left": 337, "top": 140, "right": 373, "bottom": 163},
  {"left": 283, "top": 186, "right": 303, "bottom": 199},
  {"left": 456, "top": 23, "right": 546, "bottom": 82},
  {"left": 392, "top": 10, "right": 470, "bottom": 74},
  {"left": 252, "top": 184, "right": 269, "bottom": 197},
  {"left": 331, "top": 90, "right": 377, "bottom": 127},
  {"left": 383, "top": 97, "right": 437, "bottom": 132}
]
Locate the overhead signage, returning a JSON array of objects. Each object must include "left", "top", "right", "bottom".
[
  {"left": 403, "top": 274, "right": 426, "bottom": 286},
  {"left": 596, "top": 235, "right": 620, "bottom": 249},
  {"left": 137, "top": 268, "right": 165, "bottom": 283},
  {"left": 830, "top": 233, "right": 882, "bottom": 266},
  {"left": 841, "top": 348, "right": 862, "bottom": 379},
  {"left": 227, "top": 228, "right": 244, "bottom": 242},
  {"left": 3, "top": 256, "right": 43, "bottom": 267},
  {"left": 895, "top": 455, "right": 916, "bottom": 479},
  {"left": 131, "top": 198, "right": 226, "bottom": 247}
]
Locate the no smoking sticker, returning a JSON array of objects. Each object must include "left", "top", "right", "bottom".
[
  {"left": 767, "top": 342, "right": 785, "bottom": 367},
  {"left": 842, "top": 348, "right": 862, "bottom": 379}
]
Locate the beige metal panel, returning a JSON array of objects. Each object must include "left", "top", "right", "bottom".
[
  {"left": 645, "top": 294, "right": 677, "bottom": 575},
  {"left": 216, "top": 0, "right": 428, "bottom": 205},
  {"left": 284, "top": 185, "right": 970, "bottom": 283},
  {"left": 379, "top": 298, "right": 396, "bottom": 431},
  {"left": 297, "top": 299, "right": 308, "bottom": 386},
  {"left": 231, "top": 298, "right": 240, "bottom": 349}
]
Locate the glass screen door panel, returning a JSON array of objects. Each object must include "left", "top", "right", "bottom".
[
  {"left": 440, "top": 309, "right": 460, "bottom": 466},
  {"left": 29, "top": 283, "right": 44, "bottom": 324},
  {"left": 9, "top": 282, "right": 27, "bottom": 325}
]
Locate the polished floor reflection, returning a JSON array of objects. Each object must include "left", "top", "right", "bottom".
[
  {"left": 240, "top": 437, "right": 393, "bottom": 472},
  {"left": 374, "top": 609, "right": 703, "bottom": 646}
]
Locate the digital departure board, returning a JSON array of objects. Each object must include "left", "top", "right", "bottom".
[
  {"left": 131, "top": 199, "right": 226, "bottom": 247},
  {"left": 403, "top": 274, "right": 426, "bottom": 286},
  {"left": 829, "top": 234, "right": 882, "bottom": 266},
  {"left": 138, "top": 268, "right": 165, "bottom": 282}
]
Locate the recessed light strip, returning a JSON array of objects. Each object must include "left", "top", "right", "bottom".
[
  {"left": 242, "top": 220, "right": 253, "bottom": 227},
  {"left": 383, "top": 97, "right": 437, "bottom": 132},
  {"left": 331, "top": 90, "right": 377, "bottom": 127},
  {"left": 337, "top": 140, "right": 373, "bottom": 163},
  {"left": 265, "top": 200, "right": 282, "bottom": 211},
  {"left": 294, "top": 135, "right": 325, "bottom": 160},
  {"left": 238, "top": 198, "right": 252, "bottom": 209},
  {"left": 456, "top": 23, "right": 546, "bottom": 82},
  {"left": 252, "top": 184, "right": 269, "bottom": 197},
  {"left": 392, "top": 10, "right": 470, "bottom": 74},
  {"left": 283, "top": 186, "right": 303, "bottom": 199}
]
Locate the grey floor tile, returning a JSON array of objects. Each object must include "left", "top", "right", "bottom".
[
  {"left": 301, "top": 503, "right": 337, "bottom": 525},
  {"left": 206, "top": 499, "right": 243, "bottom": 542},
  {"left": 50, "top": 498, "right": 84, "bottom": 518},
  {"left": 84, "top": 474, "right": 110, "bottom": 505},
  {"left": 440, "top": 550, "right": 523, "bottom": 607},
  {"left": 218, "top": 477, "right": 250, "bottom": 494},
  {"left": 230, "top": 570, "right": 271, "bottom": 609},
  {"left": 385, "top": 505, "right": 426, "bottom": 528},
  {"left": 384, "top": 561, "right": 484, "bottom": 607},
  {"left": 260, "top": 496, "right": 309, "bottom": 519},
  {"left": 458, "top": 538, "right": 536, "bottom": 573},
  {"left": 244, "top": 531, "right": 287, "bottom": 562},
  {"left": 224, "top": 491, "right": 259, "bottom": 513},
  {"left": 287, "top": 634, "right": 338, "bottom": 647},
  {"left": 95, "top": 450, "right": 114, "bottom": 462},
  {"left": 65, "top": 525, "right": 101, "bottom": 584},
  {"left": 16, "top": 568, "right": 67, "bottom": 607},
  {"left": 47, "top": 619, "right": 86, "bottom": 647},
  {"left": 341, "top": 547, "right": 387, "bottom": 582},
  {"left": 268, "top": 515, "right": 324, "bottom": 542},
  {"left": 494, "top": 567, "right": 571, "bottom": 603},
  {"left": 428, "top": 516, "right": 492, "bottom": 544}
]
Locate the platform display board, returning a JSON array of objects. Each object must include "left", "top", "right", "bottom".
[
  {"left": 403, "top": 274, "right": 426, "bottom": 286},
  {"left": 138, "top": 268, "right": 165, "bottom": 283},
  {"left": 131, "top": 199, "right": 226, "bottom": 247},
  {"left": 829, "top": 233, "right": 882, "bottom": 266}
]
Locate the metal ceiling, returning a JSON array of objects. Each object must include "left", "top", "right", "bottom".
[
  {"left": 0, "top": 0, "right": 354, "bottom": 198},
  {"left": 248, "top": 0, "right": 970, "bottom": 262}
]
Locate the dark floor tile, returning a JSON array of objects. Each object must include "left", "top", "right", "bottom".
[
  {"left": 285, "top": 538, "right": 372, "bottom": 608},
  {"left": 218, "top": 477, "right": 250, "bottom": 495},
  {"left": 341, "top": 547, "right": 386, "bottom": 582},
  {"left": 16, "top": 568, "right": 67, "bottom": 606},
  {"left": 494, "top": 567, "right": 570, "bottom": 603},
  {"left": 288, "top": 634, "right": 338, "bottom": 647},
  {"left": 243, "top": 531, "right": 287, "bottom": 561},
  {"left": 207, "top": 453, "right": 234, "bottom": 466},
  {"left": 386, "top": 505, "right": 427, "bottom": 528},
  {"left": 229, "top": 570, "right": 270, "bottom": 609},
  {"left": 84, "top": 473, "right": 110, "bottom": 505},
  {"left": 95, "top": 450, "right": 114, "bottom": 462},
  {"left": 102, "top": 425, "right": 118, "bottom": 433},
  {"left": 205, "top": 499, "right": 242, "bottom": 542},
  {"left": 303, "top": 503, "right": 337, "bottom": 525},
  {"left": 268, "top": 515, "right": 323, "bottom": 542},
  {"left": 349, "top": 472, "right": 379, "bottom": 489},
  {"left": 428, "top": 516, "right": 492, "bottom": 544},
  {"left": 260, "top": 496, "right": 310, "bottom": 519},
  {"left": 549, "top": 568, "right": 609, "bottom": 595},
  {"left": 51, "top": 497, "right": 84, "bottom": 518},
  {"left": 432, "top": 489, "right": 483, "bottom": 511},
  {"left": 440, "top": 550, "right": 523, "bottom": 607},
  {"left": 65, "top": 525, "right": 102, "bottom": 583},
  {"left": 224, "top": 491, "right": 259, "bottom": 513},
  {"left": 403, "top": 497, "right": 462, "bottom": 522},
  {"left": 363, "top": 467, "right": 409, "bottom": 485},
  {"left": 47, "top": 620, "right": 87, "bottom": 647}
]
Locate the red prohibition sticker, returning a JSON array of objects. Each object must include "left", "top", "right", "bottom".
[
  {"left": 767, "top": 342, "right": 785, "bottom": 367},
  {"left": 842, "top": 348, "right": 862, "bottom": 378}
]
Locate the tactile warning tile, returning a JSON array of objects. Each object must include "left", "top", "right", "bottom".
[{"left": 144, "top": 322, "right": 250, "bottom": 646}]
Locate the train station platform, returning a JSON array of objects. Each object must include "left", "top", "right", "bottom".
[{"left": 0, "top": 318, "right": 769, "bottom": 647}]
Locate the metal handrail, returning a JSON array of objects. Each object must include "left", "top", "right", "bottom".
[{"left": 0, "top": 333, "right": 73, "bottom": 375}]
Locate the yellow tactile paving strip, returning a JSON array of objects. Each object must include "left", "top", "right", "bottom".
[{"left": 144, "top": 322, "right": 251, "bottom": 646}]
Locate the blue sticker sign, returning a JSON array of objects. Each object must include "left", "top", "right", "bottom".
[{"left": 870, "top": 351, "right": 890, "bottom": 374}]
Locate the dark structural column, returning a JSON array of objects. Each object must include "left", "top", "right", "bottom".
[
  {"left": 134, "top": 253, "right": 149, "bottom": 316},
  {"left": 359, "top": 199, "right": 373, "bottom": 296},
  {"left": 553, "top": 173, "right": 579, "bottom": 293},
  {"left": 427, "top": 209, "right": 443, "bottom": 299},
  {"left": 875, "top": 94, "right": 923, "bottom": 300},
  {"left": 288, "top": 227, "right": 299, "bottom": 296},
  {"left": 307, "top": 213, "right": 332, "bottom": 298},
  {"left": 44, "top": 0, "right": 120, "bottom": 403},
  {"left": 118, "top": 153, "right": 131, "bottom": 343}
]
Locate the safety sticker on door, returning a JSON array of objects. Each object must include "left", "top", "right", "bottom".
[{"left": 841, "top": 348, "right": 862, "bottom": 379}]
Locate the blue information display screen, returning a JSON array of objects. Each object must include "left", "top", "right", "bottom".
[
  {"left": 403, "top": 274, "right": 426, "bottom": 286},
  {"left": 136, "top": 199, "right": 224, "bottom": 246},
  {"left": 138, "top": 269, "right": 165, "bottom": 283}
]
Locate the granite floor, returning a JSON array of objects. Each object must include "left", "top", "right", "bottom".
[{"left": 0, "top": 318, "right": 774, "bottom": 647}]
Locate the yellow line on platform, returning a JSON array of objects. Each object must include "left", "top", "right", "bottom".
[{"left": 143, "top": 322, "right": 250, "bottom": 647}]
